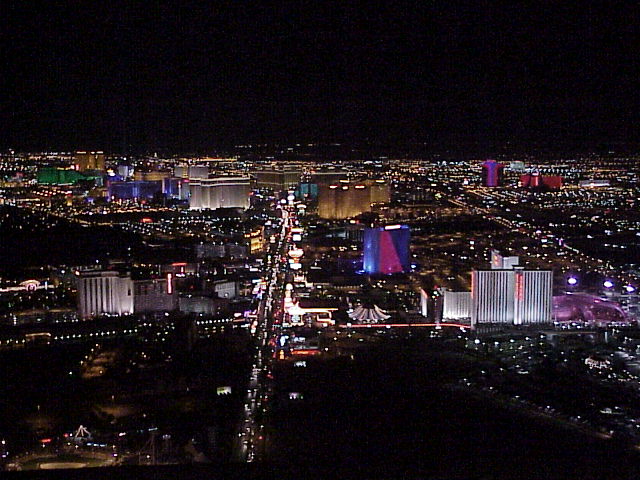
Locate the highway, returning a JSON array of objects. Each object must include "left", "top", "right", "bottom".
[{"left": 234, "top": 206, "right": 292, "bottom": 462}]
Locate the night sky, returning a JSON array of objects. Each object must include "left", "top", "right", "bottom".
[{"left": 3, "top": 1, "right": 639, "bottom": 152}]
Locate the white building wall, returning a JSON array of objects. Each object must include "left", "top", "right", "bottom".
[
  {"left": 443, "top": 291, "right": 471, "bottom": 320},
  {"left": 514, "top": 270, "right": 553, "bottom": 325},
  {"left": 189, "top": 177, "right": 250, "bottom": 210},
  {"left": 471, "top": 270, "right": 515, "bottom": 326},
  {"left": 472, "top": 269, "right": 552, "bottom": 327},
  {"left": 214, "top": 281, "right": 237, "bottom": 299},
  {"left": 77, "top": 272, "right": 133, "bottom": 318}
]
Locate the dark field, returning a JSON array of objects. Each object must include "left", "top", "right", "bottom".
[{"left": 269, "top": 344, "right": 640, "bottom": 479}]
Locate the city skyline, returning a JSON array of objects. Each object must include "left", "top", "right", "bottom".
[{"left": 4, "top": 2, "right": 640, "bottom": 478}]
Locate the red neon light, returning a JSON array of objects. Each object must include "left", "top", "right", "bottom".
[
  {"left": 291, "top": 349, "right": 321, "bottom": 355},
  {"left": 171, "top": 262, "right": 187, "bottom": 266},
  {"left": 344, "top": 323, "right": 468, "bottom": 329},
  {"left": 40, "top": 438, "right": 53, "bottom": 444},
  {"left": 471, "top": 272, "right": 475, "bottom": 300},
  {"left": 515, "top": 272, "right": 524, "bottom": 301}
]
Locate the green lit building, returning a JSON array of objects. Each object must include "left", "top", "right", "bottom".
[{"left": 37, "top": 167, "right": 97, "bottom": 185}]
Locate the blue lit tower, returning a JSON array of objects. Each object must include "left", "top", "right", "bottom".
[{"left": 363, "top": 225, "right": 410, "bottom": 274}]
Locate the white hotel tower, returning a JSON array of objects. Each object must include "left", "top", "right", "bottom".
[
  {"left": 471, "top": 252, "right": 552, "bottom": 327},
  {"left": 189, "top": 177, "right": 251, "bottom": 210},
  {"left": 77, "top": 271, "right": 134, "bottom": 318}
]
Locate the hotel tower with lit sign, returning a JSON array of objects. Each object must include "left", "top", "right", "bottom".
[
  {"left": 363, "top": 225, "right": 411, "bottom": 275},
  {"left": 471, "top": 262, "right": 552, "bottom": 327}
]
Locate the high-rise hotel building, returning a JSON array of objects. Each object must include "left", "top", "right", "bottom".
[
  {"left": 77, "top": 271, "right": 177, "bottom": 318},
  {"left": 189, "top": 177, "right": 251, "bottom": 210},
  {"left": 255, "top": 170, "right": 301, "bottom": 192},
  {"left": 471, "top": 265, "right": 552, "bottom": 327},
  {"left": 317, "top": 180, "right": 390, "bottom": 219},
  {"left": 77, "top": 271, "right": 134, "bottom": 318},
  {"left": 363, "top": 225, "right": 410, "bottom": 275},
  {"left": 74, "top": 151, "right": 105, "bottom": 172}
]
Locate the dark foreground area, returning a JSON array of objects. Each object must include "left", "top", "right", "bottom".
[
  {"left": 6, "top": 341, "right": 640, "bottom": 479},
  {"left": 268, "top": 343, "right": 640, "bottom": 480}
]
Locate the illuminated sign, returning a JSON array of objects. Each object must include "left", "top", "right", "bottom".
[
  {"left": 288, "top": 248, "right": 304, "bottom": 259},
  {"left": 515, "top": 272, "right": 524, "bottom": 301},
  {"left": 20, "top": 279, "right": 40, "bottom": 291},
  {"left": 166, "top": 273, "right": 173, "bottom": 294}
]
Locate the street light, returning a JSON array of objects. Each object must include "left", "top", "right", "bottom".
[{"left": 603, "top": 280, "right": 614, "bottom": 289}]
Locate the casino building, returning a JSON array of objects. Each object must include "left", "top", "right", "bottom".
[
  {"left": 189, "top": 177, "right": 251, "bottom": 210},
  {"left": 363, "top": 225, "right": 410, "bottom": 275},
  {"left": 317, "top": 180, "right": 390, "bottom": 219},
  {"left": 471, "top": 252, "right": 552, "bottom": 327},
  {"left": 481, "top": 159, "right": 504, "bottom": 187},
  {"left": 77, "top": 270, "right": 177, "bottom": 318}
]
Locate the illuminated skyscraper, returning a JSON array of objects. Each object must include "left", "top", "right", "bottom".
[
  {"left": 442, "top": 291, "right": 472, "bottom": 321},
  {"left": 174, "top": 164, "right": 209, "bottom": 179},
  {"left": 481, "top": 159, "right": 504, "bottom": 187},
  {"left": 317, "top": 181, "right": 390, "bottom": 219},
  {"left": 77, "top": 271, "right": 176, "bottom": 317},
  {"left": 367, "top": 179, "right": 391, "bottom": 204},
  {"left": 520, "top": 174, "right": 563, "bottom": 190},
  {"left": 363, "top": 225, "right": 410, "bottom": 275},
  {"left": 471, "top": 267, "right": 552, "bottom": 326},
  {"left": 188, "top": 177, "right": 251, "bottom": 210},
  {"left": 310, "top": 171, "right": 349, "bottom": 186},
  {"left": 77, "top": 271, "right": 134, "bottom": 318},
  {"left": 255, "top": 170, "right": 301, "bottom": 192},
  {"left": 37, "top": 167, "right": 87, "bottom": 185},
  {"left": 74, "top": 151, "right": 105, "bottom": 172}
]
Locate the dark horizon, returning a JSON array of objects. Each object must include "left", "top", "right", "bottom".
[{"left": 3, "top": 2, "right": 640, "bottom": 153}]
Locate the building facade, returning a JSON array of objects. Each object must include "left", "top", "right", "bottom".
[
  {"left": 74, "top": 151, "right": 105, "bottom": 172},
  {"left": 471, "top": 267, "right": 552, "bottom": 326},
  {"left": 188, "top": 177, "right": 251, "bottom": 210},
  {"left": 442, "top": 291, "right": 472, "bottom": 321},
  {"left": 107, "top": 181, "right": 162, "bottom": 201},
  {"left": 363, "top": 225, "right": 411, "bottom": 275},
  {"left": 77, "top": 271, "right": 134, "bottom": 318},
  {"left": 255, "top": 170, "right": 301, "bottom": 192},
  {"left": 77, "top": 271, "right": 177, "bottom": 317},
  {"left": 133, "top": 278, "right": 177, "bottom": 313},
  {"left": 481, "top": 159, "right": 504, "bottom": 187}
]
